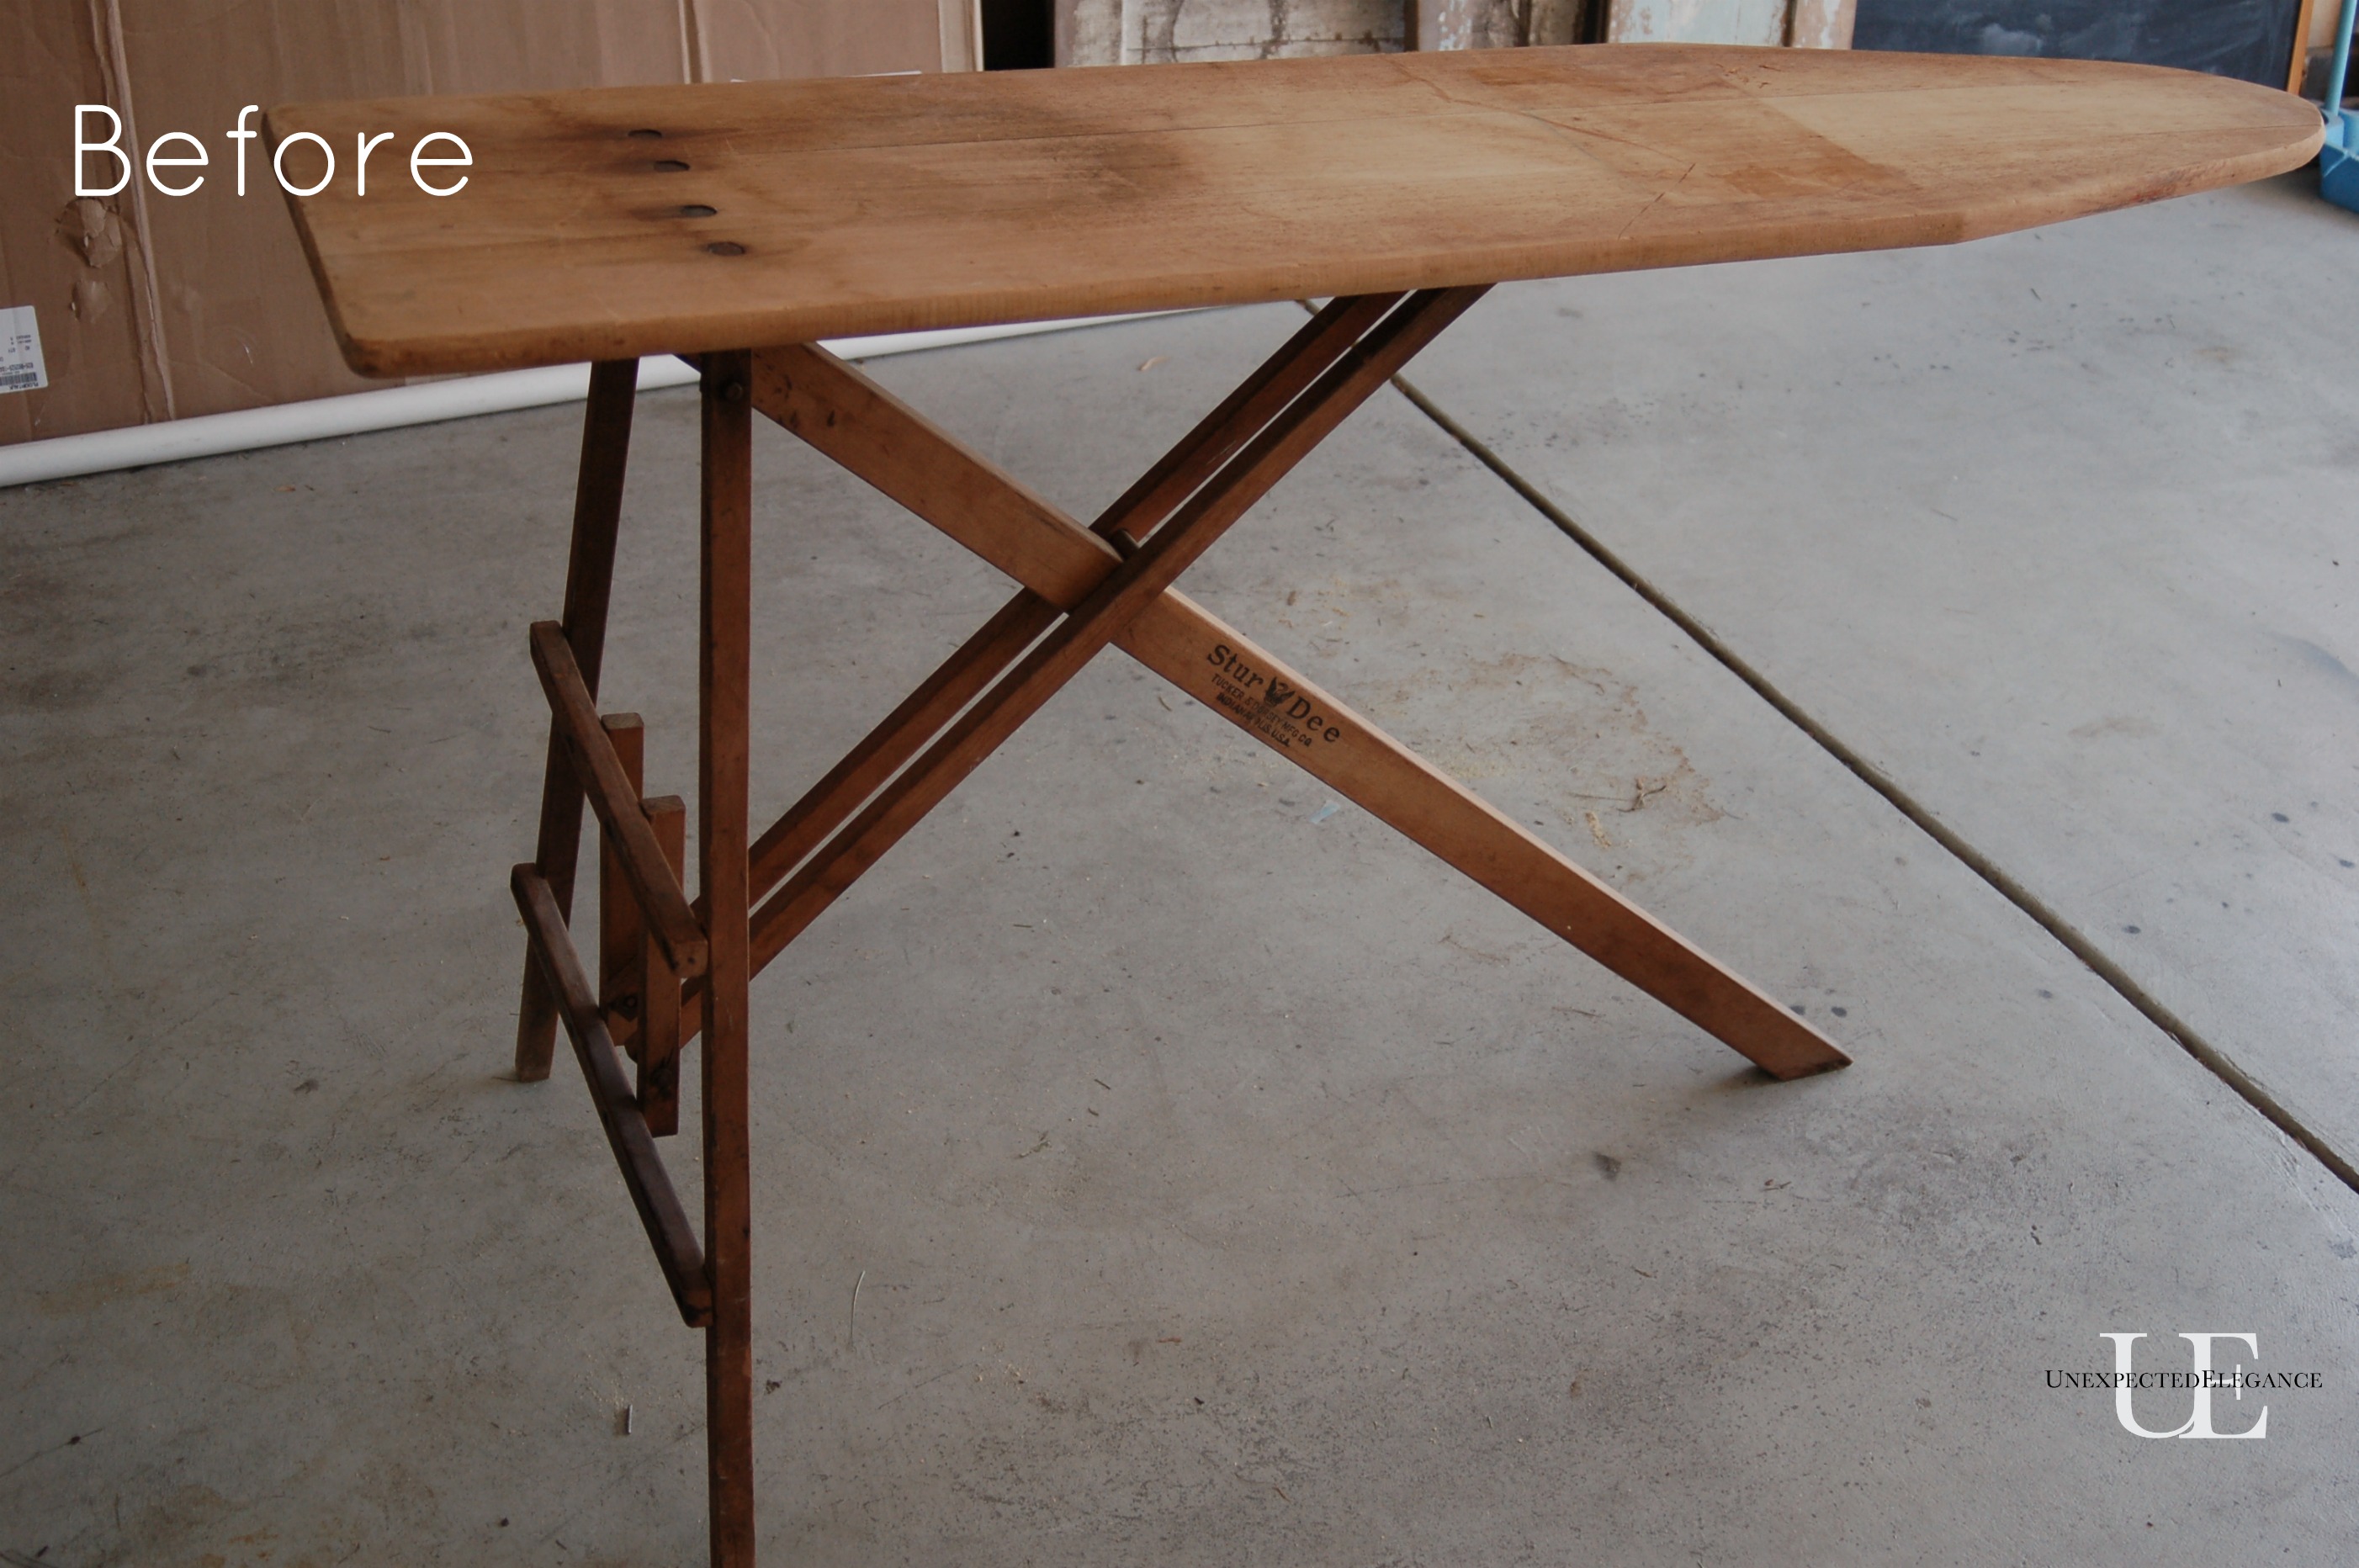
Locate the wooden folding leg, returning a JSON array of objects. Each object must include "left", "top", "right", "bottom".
[
  {"left": 744, "top": 289, "right": 1478, "bottom": 946},
  {"left": 723, "top": 291, "right": 1407, "bottom": 910},
  {"left": 516, "top": 358, "right": 640, "bottom": 1081},
  {"left": 1122, "top": 601, "right": 1845, "bottom": 1075},
  {"left": 666, "top": 294, "right": 1424, "bottom": 1041},
  {"left": 741, "top": 313, "right": 1847, "bottom": 1079},
  {"left": 697, "top": 352, "right": 758, "bottom": 1568},
  {"left": 510, "top": 293, "right": 1846, "bottom": 1568},
  {"left": 506, "top": 355, "right": 744, "bottom": 1562},
  {"left": 666, "top": 289, "right": 1482, "bottom": 1048},
  {"left": 511, "top": 864, "right": 711, "bottom": 1325}
]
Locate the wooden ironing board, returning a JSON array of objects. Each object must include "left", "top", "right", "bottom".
[{"left": 270, "top": 44, "right": 2319, "bottom": 1565}]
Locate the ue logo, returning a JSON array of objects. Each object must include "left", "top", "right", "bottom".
[{"left": 2102, "top": 1332, "right": 2267, "bottom": 1440}]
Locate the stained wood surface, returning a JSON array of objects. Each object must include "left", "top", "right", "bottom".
[{"left": 272, "top": 45, "right": 2319, "bottom": 377}]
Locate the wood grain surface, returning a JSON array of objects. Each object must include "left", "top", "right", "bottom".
[{"left": 272, "top": 45, "right": 2321, "bottom": 377}]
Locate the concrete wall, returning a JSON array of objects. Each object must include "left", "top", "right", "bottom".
[
  {"left": 1420, "top": 1, "right": 1588, "bottom": 50},
  {"left": 1609, "top": 0, "right": 1785, "bottom": 45},
  {"left": 1058, "top": 2, "right": 1409, "bottom": 64},
  {"left": 1054, "top": 1, "right": 1852, "bottom": 65}
]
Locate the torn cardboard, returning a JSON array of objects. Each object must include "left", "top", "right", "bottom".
[
  {"left": 0, "top": 5, "right": 161, "bottom": 444},
  {"left": 3, "top": 1, "right": 957, "bottom": 446}
]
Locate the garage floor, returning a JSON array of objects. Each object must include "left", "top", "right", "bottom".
[{"left": 3, "top": 171, "right": 2354, "bottom": 1565}]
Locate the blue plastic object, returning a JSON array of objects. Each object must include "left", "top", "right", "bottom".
[{"left": 2325, "top": 0, "right": 2359, "bottom": 212}]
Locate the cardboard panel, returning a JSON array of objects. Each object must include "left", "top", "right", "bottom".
[
  {"left": 697, "top": 0, "right": 944, "bottom": 80},
  {"left": 113, "top": 2, "right": 406, "bottom": 421},
  {"left": 3, "top": 2, "right": 949, "bottom": 445},
  {"left": 388, "top": 0, "right": 690, "bottom": 93},
  {"left": 0, "top": 4, "right": 165, "bottom": 443},
  {"left": 116, "top": 1, "right": 696, "bottom": 422}
]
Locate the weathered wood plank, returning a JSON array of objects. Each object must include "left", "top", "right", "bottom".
[{"left": 271, "top": 47, "right": 2319, "bottom": 375}]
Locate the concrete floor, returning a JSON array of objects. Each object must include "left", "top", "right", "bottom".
[
  {"left": 1407, "top": 169, "right": 2359, "bottom": 1168},
  {"left": 3, "top": 172, "right": 2355, "bottom": 1565}
]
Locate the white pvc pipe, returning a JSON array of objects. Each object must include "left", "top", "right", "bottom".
[{"left": 0, "top": 312, "right": 1184, "bottom": 490}]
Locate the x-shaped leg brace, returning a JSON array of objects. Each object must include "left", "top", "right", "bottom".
[
  {"left": 713, "top": 293, "right": 1848, "bottom": 1078},
  {"left": 506, "top": 290, "right": 1848, "bottom": 1568}
]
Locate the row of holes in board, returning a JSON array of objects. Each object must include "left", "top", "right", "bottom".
[{"left": 629, "top": 127, "right": 743, "bottom": 256}]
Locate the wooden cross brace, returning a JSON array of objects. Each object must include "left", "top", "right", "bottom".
[
  {"left": 708, "top": 303, "right": 1847, "bottom": 1079},
  {"left": 504, "top": 292, "right": 1847, "bottom": 1565}
]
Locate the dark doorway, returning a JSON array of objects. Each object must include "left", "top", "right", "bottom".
[
  {"left": 1852, "top": 0, "right": 2303, "bottom": 90},
  {"left": 981, "top": 0, "right": 1055, "bottom": 71}
]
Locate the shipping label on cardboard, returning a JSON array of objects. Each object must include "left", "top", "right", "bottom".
[{"left": 1, "top": 306, "right": 49, "bottom": 395}]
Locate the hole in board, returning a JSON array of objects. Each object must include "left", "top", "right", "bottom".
[
  {"left": 706, "top": 241, "right": 746, "bottom": 257},
  {"left": 627, "top": 128, "right": 664, "bottom": 139},
  {"left": 653, "top": 158, "right": 690, "bottom": 172},
  {"left": 678, "top": 204, "right": 718, "bottom": 218}
]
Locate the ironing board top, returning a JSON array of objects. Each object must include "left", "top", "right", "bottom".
[{"left": 271, "top": 45, "right": 2322, "bottom": 377}]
